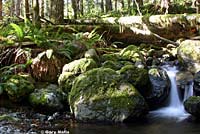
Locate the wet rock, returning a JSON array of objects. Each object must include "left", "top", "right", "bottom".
[
  {"left": 69, "top": 68, "right": 148, "bottom": 122},
  {"left": 4, "top": 74, "right": 35, "bottom": 102},
  {"left": 184, "top": 96, "right": 200, "bottom": 118},
  {"left": 102, "top": 60, "right": 133, "bottom": 70},
  {"left": 58, "top": 72, "right": 76, "bottom": 94},
  {"left": 84, "top": 49, "right": 100, "bottom": 63},
  {"left": 120, "top": 45, "right": 145, "bottom": 64},
  {"left": 119, "top": 65, "right": 151, "bottom": 97},
  {"left": 194, "top": 71, "right": 200, "bottom": 96},
  {"left": 176, "top": 71, "right": 194, "bottom": 97},
  {"left": 147, "top": 67, "right": 170, "bottom": 108},
  {"left": 177, "top": 40, "right": 200, "bottom": 73},
  {"left": 62, "top": 58, "right": 98, "bottom": 74},
  {"left": 29, "top": 84, "right": 64, "bottom": 112}
]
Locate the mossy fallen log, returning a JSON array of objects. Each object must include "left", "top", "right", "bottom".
[{"left": 55, "top": 14, "right": 200, "bottom": 46}]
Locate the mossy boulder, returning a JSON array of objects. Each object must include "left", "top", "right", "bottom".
[
  {"left": 184, "top": 96, "right": 200, "bottom": 118},
  {"left": 194, "top": 71, "right": 200, "bottom": 96},
  {"left": 119, "top": 65, "right": 151, "bottom": 97},
  {"left": 69, "top": 68, "right": 148, "bottom": 122},
  {"left": 102, "top": 60, "right": 133, "bottom": 70},
  {"left": 100, "top": 53, "right": 121, "bottom": 62},
  {"left": 177, "top": 40, "right": 200, "bottom": 73},
  {"left": 120, "top": 45, "right": 145, "bottom": 64},
  {"left": 84, "top": 49, "right": 100, "bottom": 63},
  {"left": 58, "top": 72, "right": 76, "bottom": 94},
  {"left": 147, "top": 68, "right": 170, "bottom": 108},
  {"left": 4, "top": 74, "right": 35, "bottom": 102},
  {"left": 62, "top": 58, "right": 98, "bottom": 74},
  {"left": 29, "top": 84, "right": 64, "bottom": 112}
]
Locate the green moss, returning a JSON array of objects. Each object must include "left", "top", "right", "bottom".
[
  {"left": 63, "top": 58, "right": 98, "bottom": 74},
  {"left": 100, "top": 53, "right": 121, "bottom": 62},
  {"left": 58, "top": 72, "right": 76, "bottom": 94},
  {"left": 5, "top": 74, "right": 35, "bottom": 102},
  {"left": 69, "top": 67, "right": 121, "bottom": 107}
]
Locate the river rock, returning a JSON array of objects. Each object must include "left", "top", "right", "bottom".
[
  {"left": 84, "top": 49, "right": 100, "bottom": 63},
  {"left": 177, "top": 40, "right": 200, "bottom": 73},
  {"left": 184, "top": 96, "right": 200, "bottom": 118},
  {"left": 102, "top": 60, "right": 133, "bottom": 70},
  {"left": 69, "top": 68, "right": 148, "bottom": 122},
  {"left": 147, "top": 68, "right": 170, "bottom": 108},
  {"left": 4, "top": 74, "right": 35, "bottom": 102},
  {"left": 62, "top": 58, "right": 98, "bottom": 74},
  {"left": 58, "top": 72, "right": 76, "bottom": 94},
  {"left": 176, "top": 71, "right": 194, "bottom": 97},
  {"left": 29, "top": 84, "right": 64, "bottom": 112},
  {"left": 194, "top": 71, "right": 200, "bottom": 96},
  {"left": 120, "top": 45, "right": 145, "bottom": 64},
  {"left": 119, "top": 65, "right": 151, "bottom": 97}
]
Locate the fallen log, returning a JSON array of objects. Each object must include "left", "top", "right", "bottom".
[{"left": 55, "top": 14, "right": 200, "bottom": 46}]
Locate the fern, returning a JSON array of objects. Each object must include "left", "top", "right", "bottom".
[{"left": 10, "top": 23, "right": 24, "bottom": 41}]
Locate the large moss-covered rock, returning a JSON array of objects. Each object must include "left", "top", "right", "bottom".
[
  {"left": 69, "top": 68, "right": 148, "bottom": 122},
  {"left": 177, "top": 40, "right": 200, "bottom": 73},
  {"left": 58, "top": 72, "right": 76, "bottom": 94},
  {"left": 119, "top": 65, "right": 151, "bottom": 97},
  {"left": 194, "top": 71, "right": 200, "bottom": 96},
  {"left": 184, "top": 96, "right": 200, "bottom": 118},
  {"left": 147, "top": 68, "right": 170, "bottom": 108},
  {"left": 62, "top": 58, "right": 98, "bottom": 74},
  {"left": 102, "top": 60, "right": 133, "bottom": 70},
  {"left": 100, "top": 53, "right": 121, "bottom": 62},
  {"left": 120, "top": 45, "right": 145, "bottom": 64},
  {"left": 29, "top": 84, "right": 64, "bottom": 112},
  {"left": 4, "top": 74, "right": 35, "bottom": 102}
]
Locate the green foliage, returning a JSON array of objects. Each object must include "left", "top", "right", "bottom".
[{"left": 10, "top": 23, "right": 24, "bottom": 41}]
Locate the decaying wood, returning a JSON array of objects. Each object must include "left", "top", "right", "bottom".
[{"left": 58, "top": 14, "right": 200, "bottom": 46}]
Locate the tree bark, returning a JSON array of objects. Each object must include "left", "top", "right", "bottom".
[
  {"left": 24, "top": 0, "right": 30, "bottom": 19},
  {"left": 50, "top": 0, "right": 64, "bottom": 24},
  {"left": 32, "top": 0, "right": 40, "bottom": 27},
  {"left": 16, "top": 0, "right": 22, "bottom": 16},
  {"left": 72, "top": 0, "right": 78, "bottom": 19},
  {"left": 0, "top": 0, "right": 2, "bottom": 20},
  {"left": 105, "top": 0, "right": 112, "bottom": 12},
  {"left": 40, "top": 0, "right": 44, "bottom": 18},
  {"left": 101, "top": 0, "right": 104, "bottom": 13}
]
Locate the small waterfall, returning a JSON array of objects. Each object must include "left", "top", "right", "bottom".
[{"left": 150, "top": 66, "right": 193, "bottom": 120}]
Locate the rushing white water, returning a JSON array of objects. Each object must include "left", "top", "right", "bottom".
[{"left": 150, "top": 66, "right": 193, "bottom": 120}]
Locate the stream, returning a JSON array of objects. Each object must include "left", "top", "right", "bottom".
[{"left": 1, "top": 65, "right": 200, "bottom": 134}]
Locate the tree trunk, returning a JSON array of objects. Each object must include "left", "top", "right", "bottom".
[
  {"left": 115, "top": 0, "right": 118, "bottom": 11},
  {"left": 40, "top": 0, "right": 44, "bottom": 18},
  {"left": 72, "top": 0, "right": 78, "bottom": 19},
  {"left": 32, "top": 0, "right": 40, "bottom": 27},
  {"left": 80, "top": 0, "right": 84, "bottom": 15},
  {"left": 0, "top": 0, "right": 2, "bottom": 20},
  {"left": 121, "top": 0, "right": 125, "bottom": 8},
  {"left": 101, "top": 0, "right": 104, "bottom": 13},
  {"left": 105, "top": 0, "right": 112, "bottom": 12},
  {"left": 50, "top": 0, "right": 64, "bottom": 24},
  {"left": 10, "top": 0, "right": 15, "bottom": 17},
  {"left": 16, "top": 0, "right": 22, "bottom": 16},
  {"left": 24, "top": 0, "right": 30, "bottom": 19},
  {"left": 128, "top": 0, "right": 131, "bottom": 14}
]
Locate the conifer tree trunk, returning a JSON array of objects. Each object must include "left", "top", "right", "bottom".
[
  {"left": 0, "top": 0, "right": 2, "bottom": 20},
  {"left": 32, "top": 0, "right": 40, "bottom": 27},
  {"left": 101, "top": 0, "right": 104, "bottom": 13},
  {"left": 80, "top": 0, "right": 84, "bottom": 15},
  {"left": 25, "top": 0, "right": 30, "bottom": 19},
  {"left": 16, "top": 0, "right": 22, "bottom": 16},
  {"left": 41, "top": 0, "right": 44, "bottom": 18},
  {"left": 115, "top": 0, "right": 118, "bottom": 10},
  {"left": 105, "top": 0, "right": 112, "bottom": 12},
  {"left": 50, "top": 0, "right": 64, "bottom": 24},
  {"left": 72, "top": 0, "right": 78, "bottom": 19}
]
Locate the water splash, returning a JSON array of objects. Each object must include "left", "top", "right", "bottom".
[{"left": 150, "top": 66, "right": 193, "bottom": 121}]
